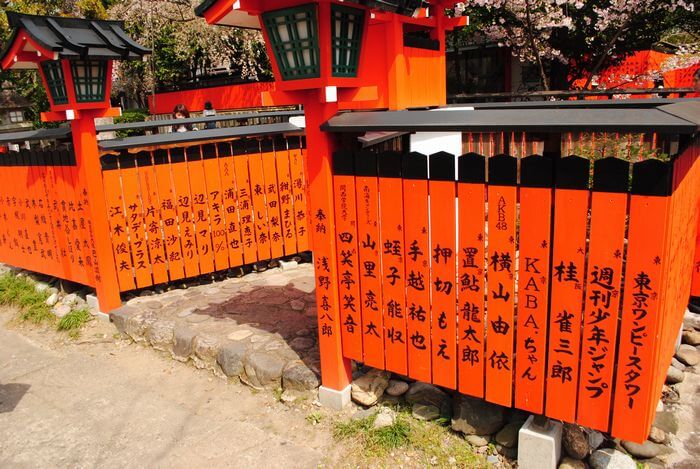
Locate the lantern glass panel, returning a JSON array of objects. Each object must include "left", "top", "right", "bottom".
[
  {"left": 331, "top": 4, "right": 365, "bottom": 77},
  {"left": 40, "top": 60, "right": 69, "bottom": 105},
  {"left": 262, "top": 4, "right": 320, "bottom": 80},
  {"left": 70, "top": 59, "right": 107, "bottom": 102}
]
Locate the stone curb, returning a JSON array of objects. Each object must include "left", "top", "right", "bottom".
[{"left": 109, "top": 305, "right": 319, "bottom": 393}]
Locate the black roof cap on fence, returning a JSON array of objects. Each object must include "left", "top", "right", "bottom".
[
  {"left": 521, "top": 155, "right": 553, "bottom": 188},
  {"left": 377, "top": 151, "right": 403, "bottom": 178},
  {"left": 403, "top": 152, "right": 428, "bottom": 180},
  {"left": 321, "top": 102, "right": 700, "bottom": 134},
  {"left": 216, "top": 142, "right": 232, "bottom": 158},
  {"left": 488, "top": 154, "right": 517, "bottom": 186},
  {"left": 1, "top": 12, "right": 150, "bottom": 66},
  {"left": 458, "top": 153, "right": 486, "bottom": 183},
  {"left": 593, "top": 157, "right": 630, "bottom": 193},
  {"left": 355, "top": 150, "right": 378, "bottom": 176},
  {"left": 332, "top": 150, "right": 355, "bottom": 176},
  {"left": 429, "top": 151, "right": 455, "bottom": 181},
  {"left": 153, "top": 149, "right": 168, "bottom": 164},
  {"left": 556, "top": 155, "right": 590, "bottom": 189},
  {"left": 0, "top": 127, "right": 71, "bottom": 144},
  {"left": 632, "top": 159, "right": 674, "bottom": 196}
]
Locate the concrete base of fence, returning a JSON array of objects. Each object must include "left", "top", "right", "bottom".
[
  {"left": 318, "top": 384, "right": 351, "bottom": 410},
  {"left": 518, "top": 415, "right": 562, "bottom": 469}
]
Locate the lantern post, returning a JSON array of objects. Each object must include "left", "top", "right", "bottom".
[
  {"left": 198, "top": 0, "right": 465, "bottom": 407},
  {"left": 0, "top": 12, "right": 151, "bottom": 313}
]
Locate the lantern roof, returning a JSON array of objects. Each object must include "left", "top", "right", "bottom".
[
  {"left": 195, "top": 0, "right": 462, "bottom": 28},
  {"left": 0, "top": 12, "right": 150, "bottom": 70}
]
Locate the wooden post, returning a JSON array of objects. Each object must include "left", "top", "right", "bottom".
[{"left": 70, "top": 113, "right": 122, "bottom": 313}]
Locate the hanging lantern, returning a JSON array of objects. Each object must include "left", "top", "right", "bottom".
[
  {"left": 39, "top": 60, "right": 69, "bottom": 105},
  {"left": 70, "top": 59, "right": 109, "bottom": 103},
  {"left": 330, "top": 3, "right": 365, "bottom": 78},
  {"left": 262, "top": 4, "right": 321, "bottom": 80}
]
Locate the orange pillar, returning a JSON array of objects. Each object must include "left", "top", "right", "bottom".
[
  {"left": 304, "top": 96, "right": 353, "bottom": 408},
  {"left": 71, "top": 114, "right": 122, "bottom": 313}
]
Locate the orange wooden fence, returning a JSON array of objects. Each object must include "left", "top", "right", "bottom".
[
  {"left": 330, "top": 134, "right": 700, "bottom": 443},
  {"left": 0, "top": 133, "right": 309, "bottom": 296}
]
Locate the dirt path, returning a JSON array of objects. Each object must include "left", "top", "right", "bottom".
[{"left": 0, "top": 310, "right": 339, "bottom": 469}]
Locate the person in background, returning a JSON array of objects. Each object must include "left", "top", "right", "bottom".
[
  {"left": 203, "top": 101, "right": 217, "bottom": 129},
  {"left": 172, "top": 103, "right": 193, "bottom": 133}
]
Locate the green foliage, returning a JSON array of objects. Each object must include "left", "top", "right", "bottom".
[
  {"left": 0, "top": 272, "right": 53, "bottom": 324},
  {"left": 57, "top": 308, "right": 92, "bottom": 332},
  {"left": 306, "top": 411, "right": 323, "bottom": 425},
  {"left": 113, "top": 108, "right": 150, "bottom": 137}
]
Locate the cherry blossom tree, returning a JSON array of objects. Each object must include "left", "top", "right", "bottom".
[{"left": 454, "top": 0, "right": 697, "bottom": 90}]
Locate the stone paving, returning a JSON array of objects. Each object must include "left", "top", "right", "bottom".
[{"left": 110, "top": 262, "right": 322, "bottom": 393}]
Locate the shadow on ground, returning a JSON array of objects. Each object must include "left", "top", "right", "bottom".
[{"left": 0, "top": 382, "right": 30, "bottom": 413}]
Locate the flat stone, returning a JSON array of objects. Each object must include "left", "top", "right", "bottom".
[
  {"left": 666, "top": 366, "right": 684, "bottom": 384},
  {"left": 373, "top": 409, "right": 395, "bottom": 429},
  {"left": 143, "top": 301, "right": 162, "bottom": 310},
  {"left": 486, "top": 455, "right": 499, "bottom": 465},
  {"left": 412, "top": 403, "right": 440, "bottom": 421},
  {"left": 279, "top": 260, "right": 298, "bottom": 270},
  {"left": 109, "top": 305, "right": 137, "bottom": 333},
  {"left": 496, "top": 444, "right": 518, "bottom": 460},
  {"left": 648, "top": 426, "right": 666, "bottom": 444},
  {"left": 495, "top": 421, "right": 523, "bottom": 448},
  {"left": 62, "top": 293, "right": 78, "bottom": 306},
  {"left": 675, "top": 343, "right": 700, "bottom": 366},
  {"left": 386, "top": 380, "right": 409, "bottom": 397},
  {"left": 292, "top": 277, "right": 316, "bottom": 293},
  {"left": 589, "top": 449, "right": 636, "bottom": 469},
  {"left": 124, "top": 314, "right": 155, "bottom": 342},
  {"left": 250, "top": 334, "right": 268, "bottom": 344},
  {"left": 145, "top": 320, "right": 175, "bottom": 351},
  {"left": 406, "top": 382, "right": 452, "bottom": 419},
  {"left": 621, "top": 440, "right": 661, "bottom": 459},
  {"left": 217, "top": 341, "right": 248, "bottom": 377},
  {"left": 45, "top": 293, "right": 59, "bottom": 306},
  {"left": 193, "top": 335, "right": 221, "bottom": 371},
  {"left": 559, "top": 457, "right": 586, "bottom": 469},
  {"left": 465, "top": 434, "right": 490, "bottom": 447},
  {"left": 451, "top": 393, "right": 504, "bottom": 436},
  {"left": 186, "top": 314, "right": 210, "bottom": 324},
  {"left": 682, "top": 329, "right": 700, "bottom": 346},
  {"left": 587, "top": 430, "right": 605, "bottom": 451},
  {"left": 351, "top": 368, "right": 391, "bottom": 406},
  {"left": 562, "top": 424, "right": 590, "bottom": 460},
  {"left": 244, "top": 351, "right": 286, "bottom": 387},
  {"left": 228, "top": 330, "right": 253, "bottom": 341},
  {"left": 304, "top": 305, "right": 317, "bottom": 317},
  {"left": 289, "top": 336, "right": 315, "bottom": 351},
  {"left": 683, "top": 309, "right": 700, "bottom": 331},
  {"left": 671, "top": 357, "right": 686, "bottom": 371},
  {"left": 53, "top": 304, "right": 71, "bottom": 319},
  {"left": 351, "top": 408, "right": 376, "bottom": 421},
  {"left": 282, "top": 362, "right": 319, "bottom": 391},
  {"left": 172, "top": 326, "right": 197, "bottom": 361},
  {"left": 290, "top": 299, "right": 305, "bottom": 311},
  {"left": 177, "top": 307, "right": 197, "bottom": 318},
  {"left": 653, "top": 410, "right": 679, "bottom": 434},
  {"left": 295, "top": 329, "right": 311, "bottom": 337}
]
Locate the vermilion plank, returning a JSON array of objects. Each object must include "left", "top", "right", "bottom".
[
  {"left": 169, "top": 147, "right": 199, "bottom": 278},
  {"left": 274, "top": 136, "right": 298, "bottom": 256},
  {"left": 378, "top": 151, "right": 408, "bottom": 375},
  {"left": 261, "top": 138, "right": 285, "bottom": 259},
  {"left": 247, "top": 140, "right": 272, "bottom": 262},
  {"left": 152, "top": 149, "right": 185, "bottom": 281},
  {"left": 545, "top": 156, "right": 591, "bottom": 423},
  {"left": 136, "top": 151, "right": 169, "bottom": 285},
  {"left": 576, "top": 158, "right": 629, "bottom": 431},
  {"left": 457, "top": 153, "right": 486, "bottom": 398},
  {"left": 355, "top": 150, "right": 384, "bottom": 369},
  {"left": 217, "top": 142, "right": 244, "bottom": 268},
  {"left": 331, "top": 150, "right": 363, "bottom": 361},
  {"left": 289, "top": 137, "right": 309, "bottom": 252},
  {"left": 233, "top": 140, "right": 257, "bottom": 264},
  {"left": 485, "top": 155, "right": 517, "bottom": 407},
  {"left": 402, "top": 152, "right": 432, "bottom": 383},
  {"left": 185, "top": 146, "right": 215, "bottom": 275},
  {"left": 429, "top": 152, "right": 457, "bottom": 390},
  {"left": 515, "top": 155, "right": 553, "bottom": 414},
  {"left": 201, "top": 144, "right": 230, "bottom": 271}
]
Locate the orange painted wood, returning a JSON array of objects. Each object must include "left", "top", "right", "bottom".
[
  {"left": 332, "top": 152, "right": 363, "bottom": 361},
  {"left": 248, "top": 141, "right": 272, "bottom": 262},
  {"left": 202, "top": 144, "right": 230, "bottom": 271},
  {"left": 514, "top": 186, "right": 552, "bottom": 413},
  {"left": 485, "top": 183, "right": 517, "bottom": 406},
  {"left": 152, "top": 150, "right": 185, "bottom": 281},
  {"left": 355, "top": 151, "right": 384, "bottom": 369},
  {"left": 101, "top": 155, "right": 135, "bottom": 291},
  {"left": 576, "top": 190, "right": 627, "bottom": 431},
  {"left": 429, "top": 156, "right": 457, "bottom": 390},
  {"left": 545, "top": 187, "right": 590, "bottom": 423},
  {"left": 289, "top": 138, "right": 309, "bottom": 252},
  {"left": 169, "top": 147, "right": 200, "bottom": 278},
  {"left": 611, "top": 195, "right": 669, "bottom": 441},
  {"left": 119, "top": 153, "right": 153, "bottom": 288},
  {"left": 402, "top": 153, "right": 431, "bottom": 383},
  {"left": 261, "top": 139, "right": 285, "bottom": 259},
  {"left": 217, "top": 142, "right": 244, "bottom": 268},
  {"left": 274, "top": 137, "right": 298, "bottom": 256},
  {"left": 233, "top": 141, "right": 257, "bottom": 264},
  {"left": 186, "top": 146, "right": 215, "bottom": 275},
  {"left": 378, "top": 152, "right": 408, "bottom": 375},
  {"left": 136, "top": 152, "right": 169, "bottom": 285},
  {"left": 457, "top": 178, "right": 486, "bottom": 398}
]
